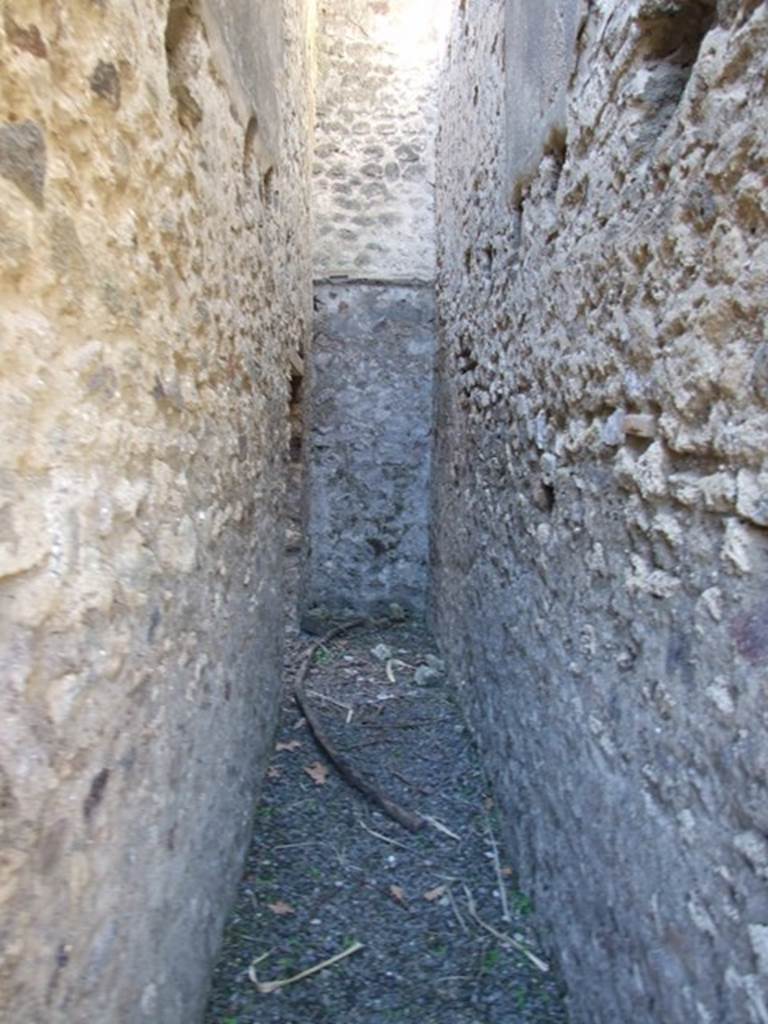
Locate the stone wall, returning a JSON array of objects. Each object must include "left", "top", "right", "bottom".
[
  {"left": 301, "top": 281, "right": 435, "bottom": 623},
  {"left": 303, "top": 0, "right": 448, "bottom": 621},
  {"left": 431, "top": 2, "right": 768, "bottom": 1023},
  {"left": 312, "top": 0, "right": 448, "bottom": 280},
  {"left": 0, "top": 2, "right": 313, "bottom": 1020}
]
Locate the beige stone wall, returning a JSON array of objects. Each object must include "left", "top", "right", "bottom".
[
  {"left": 312, "top": 0, "right": 450, "bottom": 280},
  {"left": 0, "top": 1, "right": 313, "bottom": 1020},
  {"left": 431, "top": 2, "right": 768, "bottom": 1022}
]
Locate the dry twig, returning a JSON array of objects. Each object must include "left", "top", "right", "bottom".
[
  {"left": 425, "top": 815, "right": 461, "bottom": 841},
  {"left": 293, "top": 620, "right": 426, "bottom": 833},
  {"left": 366, "top": 718, "right": 446, "bottom": 731},
  {"left": 385, "top": 658, "right": 413, "bottom": 683},
  {"left": 273, "top": 841, "right": 333, "bottom": 852},
  {"left": 358, "top": 818, "right": 410, "bottom": 850},
  {"left": 447, "top": 883, "right": 470, "bottom": 935},
  {"left": 306, "top": 690, "right": 354, "bottom": 714},
  {"left": 485, "top": 817, "right": 511, "bottom": 923},
  {"left": 462, "top": 885, "right": 549, "bottom": 973},
  {"left": 248, "top": 941, "right": 364, "bottom": 994}
]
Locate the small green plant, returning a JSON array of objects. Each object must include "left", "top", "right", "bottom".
[
  {"left": 512, "top": 890, "right": 533, "bottom": 916},
  {"left": 482, "top": 947, "right": 501, "bottom": 971},
  {"left": 514, "top": 985, "right": 528, "bottom": 1010}
]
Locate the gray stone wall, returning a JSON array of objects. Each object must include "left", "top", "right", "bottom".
[
  {"left": 301, "top": 281, "right": 435, "bottom": 623},
  {"left": 0, "top": 1, "right": 313, "bottom": 1020},
  {"left": 431, "top": 2, "right": 768, "bottom": 1023},
  {"left": 303, "top": 0, "right": 447, "bottom": 619}
]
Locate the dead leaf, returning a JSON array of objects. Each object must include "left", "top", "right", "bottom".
[
  {"left": 501, "top": 867, "right": 514, "bottom": 878},
  {"left": 389, "top": 884, "right": 407, "bottom": 905},
  {"left": 276, "top": 740, "right": 303, "bottom": 752},
  {"left": 304, "top": 761, "right": 329, "bottom": 786},
  {"left": 423, "top": 885, "right": 447, "bottom": 902},
  {"left": 267, "top": 766, "right": 281, "bottom": 779},
  {"left": 267, "top": 901, "right": 295, "bottom": 916}
]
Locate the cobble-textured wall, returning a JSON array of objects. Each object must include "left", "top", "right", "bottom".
[
  {"left": 312, "top": 0, "right": 447, "bottom": 280},
  {"left": 431, "top": 2, "right": 768, "bottom": 1023},
  {"left": 0, "top": 2, "right": 313, "bottom": 1020},
  {"left": 301, "top": 282, "right": 435, "bottom": 624},
  {"left": 303, "top": 0, "right": 448, "bottom": 619}
]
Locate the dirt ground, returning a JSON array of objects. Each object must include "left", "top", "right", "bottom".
[{"left": 204, "top": 605, "right": 568, "bottom": 1024}]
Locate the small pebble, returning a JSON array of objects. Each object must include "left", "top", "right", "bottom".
[
  {"left": 414, "top": 665, "right": 442, "bottom": 687},
  {"left": 426, "top": 654, "right": 446, "bottom": 673}
]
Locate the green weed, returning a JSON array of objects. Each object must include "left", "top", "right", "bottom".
[
  {"left": 512, "top": 891, "right": 533, "bottom": 916},
  {"left": 482, "top": 947, "right": 501, "bottom": 971}
]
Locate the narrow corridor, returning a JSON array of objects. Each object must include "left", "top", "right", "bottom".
[
  {"left": 2, "top": 1, "right": 766, "bottom": 1022},
  {"left": 204, "top": 615, "right": 566, "bottom": 1024}
]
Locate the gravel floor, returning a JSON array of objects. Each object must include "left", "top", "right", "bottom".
[{"left": 204, "top": 610, "right": 569, "bottom": 1024}]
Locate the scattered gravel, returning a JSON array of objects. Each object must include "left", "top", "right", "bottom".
[{"left": 204, "top": 615, "right": 569, "bottom": 1024}]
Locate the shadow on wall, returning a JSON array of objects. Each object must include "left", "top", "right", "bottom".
[{"left": 632, "top": 0, "right": 718, "bottom": 150}]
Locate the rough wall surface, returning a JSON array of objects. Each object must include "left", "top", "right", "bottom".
[
  {"left": 303, "top": 0, "right": 448, "bottom": 620},
  {"left": 0, "top": 2, "right": 313, "bottom": 1020},
  {"left": 312, "top": 0, "right": 448, "bottom": 280},
  {"left": 431, "top": 2, "right": 768, "bottom": 1023},
  {"left": 301, "top": 282, "right": 435, "bottom": 622}
]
